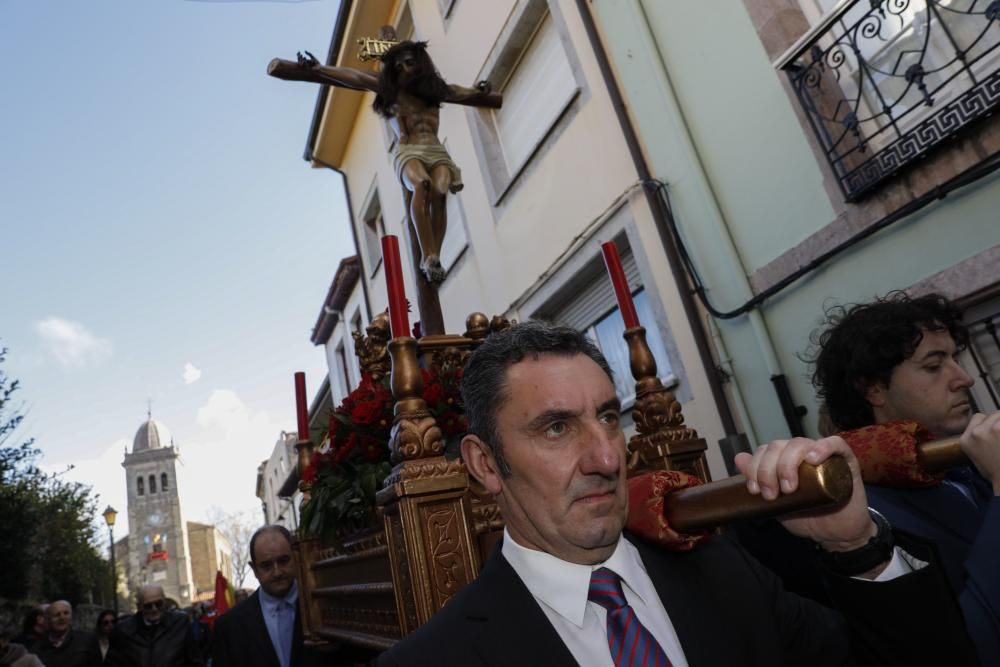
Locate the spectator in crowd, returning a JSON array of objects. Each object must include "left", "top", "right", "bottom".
[
  {"left": 94, "top": 610, "right": 115, "bottom": 663},
  {"left": 0, "top": 625, "right": 44, "bottom": 667},
  {"left": 12, "top": 609, "right": 44, "bottom": 649},
  {"left": 105, "top": 585, "right": 201, "bottom": 667},
  {"left": 28, "top": 600, "right": 101, "bottom": 667},
  {"left": 378, "top": 320, "right": 976, "bottom": 666},
  {"left": 186, "top": 604, "right": 211, "bottom": 665},
  {"left": 212, "top": 526, "right": 319, "bottom": 667}
]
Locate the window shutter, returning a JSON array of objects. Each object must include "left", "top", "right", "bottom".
[
  {"left": 494, "top": 13, "right": 576, "bottom": 174},
  {"left": 549, "top": 250, "right": 640, "bottom": 331}
]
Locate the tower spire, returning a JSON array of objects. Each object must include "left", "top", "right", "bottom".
[{"left": 146, "top": 398, "right": 153, "bottom": 419}]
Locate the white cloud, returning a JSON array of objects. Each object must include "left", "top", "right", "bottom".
[
  {"left": 182, "top": 363, "right": 202, "bottom": 385},
  {"left": 35, "top": 317, "right": 112, "bottom": 367},
  {"left": 181, "top": 390, "right": 288, "bottom": 521}
]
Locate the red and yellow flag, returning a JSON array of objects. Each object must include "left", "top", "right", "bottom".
[{"left": 213, "top": 570, "right": 235, "bottom": 614}]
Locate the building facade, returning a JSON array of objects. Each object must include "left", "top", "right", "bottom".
[
  {"left": 585, "top": 0, "right": 1000, "bottom": 443},
  {"left": 120, "top": 417, "right": 233, "bottom": 607},
  {"left": 187, "top": 522, "right": 233, "bottom": 602},
  {"left": 298, "top": 0, "right": 734, "bottom": 477},
  {"left": 311, "top": 255, "right": 366, "bottom": 406},
  {"left": 256, "top": 431, "right": 302, "bottom": 530},
  {"left": 121, "top": 417, "right": 196, "bottom": 607}
]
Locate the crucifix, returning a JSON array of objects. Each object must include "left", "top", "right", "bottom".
[{"left": 269, "top": 27, "right": 502, "bottom": 336}]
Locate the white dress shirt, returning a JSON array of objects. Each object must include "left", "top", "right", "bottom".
[
  {"left": 501, "top": 529, "right": 689, "bottom": 667},
  {"left": 259, "top": 580, "right": 298, "bottom": 667},
  {"left": 501, "top": 528, "right": 921, "bottom": 667}
]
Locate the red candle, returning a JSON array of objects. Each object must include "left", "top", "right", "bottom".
[
  {"left": 294, "top": 372, "right": 309, "bottom": 441},
  {"left": 381, "top": 235, "right": 410, "bottom": 338},
  {"left": 601, "top": 241, "right": 640, "bottom": 329}
]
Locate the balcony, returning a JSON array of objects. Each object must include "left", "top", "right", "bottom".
[{"left": 781, "top": 0, "right": 1000, "bottom": 200}]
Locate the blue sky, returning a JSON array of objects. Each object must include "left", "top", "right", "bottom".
[{"left": 0, "top": 0, "right": 352, "bottom": 537}]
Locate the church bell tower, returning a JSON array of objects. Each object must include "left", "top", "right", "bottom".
[{"left": 122, "top": 414, "right": 195, "bottom": 607}]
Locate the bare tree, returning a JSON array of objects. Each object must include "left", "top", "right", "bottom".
[{"left": 206, "top": 507, "right": 256, "bottom": 588}]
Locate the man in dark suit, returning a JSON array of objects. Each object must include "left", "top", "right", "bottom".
[
  {"left": 212, "top": 526, "right": 313, "bottom": 667},
  {"left": 379, "top": 320, "right": 976, "bottom": 666},
  {"left": 811, "top": 291, "right": 1000, "bottom": 663}
]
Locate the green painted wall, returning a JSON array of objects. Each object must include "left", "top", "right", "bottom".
[{"left": 591, "top": 0, "right": 1000, "bottom": 444}]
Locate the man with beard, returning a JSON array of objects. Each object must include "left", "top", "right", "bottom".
[{"left": 271, "top": 40, "right": 501, "bottom": 284}]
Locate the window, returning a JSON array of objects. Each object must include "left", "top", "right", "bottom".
[
  {"left": 361, "top": 190, "right": 386, "bottom": 276},
  {"left": 439, "top": 189, "right": 469, "bottom": 272},
  {"left": 783, "top": 0, "right": 1000, "bottom": 199},
  {"left": 137, "top": 476, "right": 144, "bottom": 496},
  {"left": 160, "top": 473, "right": 168, "bottom": 492},
  {"left": 587, "top": 290, "right": 676, "bottom": 402},
  {"left": 149, "top": 474, "right": 156, "bottom": 494},
  {"left": 336, "top": 342, "right": 352, "bottom": 397},
  {"left": 492, "top": 12, "right": 576, "bottom": 176},
  {"left": 438, "top": 0, "right": 457, "bottom": 21},
  {"left": 965, "top": 296, "right": 1000, "bottom": 413},
  {"left": 543, "top": 249, "right": 676, "bottom": 404},
  {"left": 467, "top": 0, "right": 585, "bottom": 203},
  {"left": 395, "top": 3, "right": 414, "bottom": 42}
]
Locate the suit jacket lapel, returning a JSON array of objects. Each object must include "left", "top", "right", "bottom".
[
  {"left": 632, "top": 537, "right": 714, "bottom": 667},
  {"left": 892, "top": 484, "right": 981, "bottom": 544},
  {"left": 465, "top": 539, "right": 726, "bottom": 666},
  {"left": 246, "top": 591, "right": 282, "bottom": 667},
  {"left": 463, "top": 551, "right": 578, "bottom": 667}
]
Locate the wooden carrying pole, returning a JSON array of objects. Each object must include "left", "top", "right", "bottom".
[
  {"left": 602, "top": 244, "right": 970, "bottom": 533},
  {"left": 664, "top": 437, "right": 968, "bottom": 532},
  {"left": 918, "top": 436, "right": 965, "bottom": 473}
]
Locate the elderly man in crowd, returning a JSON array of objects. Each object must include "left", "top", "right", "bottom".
[
  {"left": 378, "top": 320, "right": 977, "bottom": 666},
  {"left": 105, "top": 585, "right": 201, "bottom": 667},
  {"left": 28, "top": 601, "right": 101, "bottom": 667}
]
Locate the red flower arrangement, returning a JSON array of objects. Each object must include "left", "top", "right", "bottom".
[{"left": 299, "top": 363, "right": 466, "bottom": 541}]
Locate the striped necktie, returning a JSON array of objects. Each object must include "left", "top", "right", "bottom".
[{"left": 588, "top": 567, "right": 672, "bottom": 667}]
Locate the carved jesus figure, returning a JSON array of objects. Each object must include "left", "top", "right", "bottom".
[{"left": 271, "top": 42, "right": 501, "bottom": 284}]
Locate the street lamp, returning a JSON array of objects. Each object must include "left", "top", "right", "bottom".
[{"left": 102, "top": 505, "right": 118, "bottom": 615}]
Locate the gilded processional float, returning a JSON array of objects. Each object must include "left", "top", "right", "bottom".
[{"left": 267, "top": 30, "right": 968, "bottom": 658}]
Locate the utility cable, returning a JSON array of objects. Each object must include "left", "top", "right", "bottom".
[{"left": 645, "top": 153, "right": 1000, "bottom": 320}]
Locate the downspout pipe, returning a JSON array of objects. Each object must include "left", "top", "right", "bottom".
[
  {"left": 577, "top": 0, "right": 805, "bottom": 439},
  {"left": 575, "top": 0, "right": 737, "bottom": 438}
]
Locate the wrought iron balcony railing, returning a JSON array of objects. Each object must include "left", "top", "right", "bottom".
[{"left": 781, "top": 0, "right": 1000, "bottom": 200}]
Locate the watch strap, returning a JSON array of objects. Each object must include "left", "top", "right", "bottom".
[{"left": 818, "top": 508, "right": 895, "bottom": 577}]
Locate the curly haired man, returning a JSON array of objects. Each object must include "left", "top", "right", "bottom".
[{"left": 813, "top": 291, "right": 1000, "bottom": 664}]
